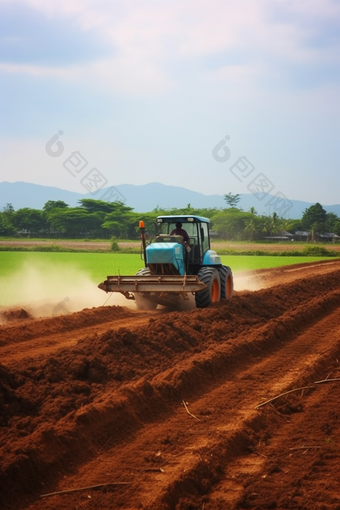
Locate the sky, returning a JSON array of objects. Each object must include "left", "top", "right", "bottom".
[{"left": 0, "top": 0, "right": 340, "bottom": 209}]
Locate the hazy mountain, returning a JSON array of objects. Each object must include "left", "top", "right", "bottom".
[
  {"left": 0, "top": 182, "right": 87, "bottom": 211},
  {"left": 1, "top": 181, "right": 340, "bottom": 219}
]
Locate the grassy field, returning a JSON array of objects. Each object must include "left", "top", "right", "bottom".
[
  {"left": 0, "top": 252, "right": 335, "bottom": 281},
  {"left": 0, "top": 252, "right": 336, "bottom": 309},
  {"left": 0, "top": 252, "right": 142, "bottom": 281}
]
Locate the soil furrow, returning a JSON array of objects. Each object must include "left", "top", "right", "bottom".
[
  {"left": 1, "top": 261, "right": 340, "bottom": 510},
  {"left": 19, "top": 305, "right": 340, "bottom": 510}
]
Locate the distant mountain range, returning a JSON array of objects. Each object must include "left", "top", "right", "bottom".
[{"left": 1, "top": 181, "right": 340, "bottom": 219}]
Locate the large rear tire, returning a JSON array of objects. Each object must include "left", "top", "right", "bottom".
[
  {"left": 134, "top": 268, "right": 158, "bottom": 310},
  {"left": 195, "top": 267, "right": 221, "bottom": 308},
  {"left": 218, "top": 265, "right": 234, "bottom": 299}
]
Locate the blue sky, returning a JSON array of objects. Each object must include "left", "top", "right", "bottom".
[{"left": 0, "top": 0, "right": 339, "bottom": 209}]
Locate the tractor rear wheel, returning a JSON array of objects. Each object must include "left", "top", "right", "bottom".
[
  {"left": 134, "top": 268, "right": 158, "bottom": 310},
  {"left": 195, "top": 267, "right": 221, "bottom": 308},
  {"left": 218, "top": 265, "right": 234, "bottom": 299}
]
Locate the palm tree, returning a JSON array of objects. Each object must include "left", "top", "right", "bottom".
[
  {"left": 269, "top": 212, "right": 280, "bottom": 235},
  {"left": 244, "top": 218, "right": 257, "bottom": 241}
]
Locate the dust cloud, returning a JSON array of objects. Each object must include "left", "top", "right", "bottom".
[
  {"left": 233, "top": 272, "right": 265, "bottom": 292},
  {"left": 0, "top": 260, "right": 137, "bottom": 319},
  {"left": 0, "top": 262, "right": 265, "bottom": 321}
]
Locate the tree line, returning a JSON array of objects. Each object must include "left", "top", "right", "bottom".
[{"left": 0, "top": 198, "right": 339, "bottom": 241}]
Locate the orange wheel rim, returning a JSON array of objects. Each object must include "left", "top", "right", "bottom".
[
  {"left": 226, "top": 275, "right": 232, "bottom": 298},
  {"left": 211, "top": 278, "right": 220, "bottom": 302}
]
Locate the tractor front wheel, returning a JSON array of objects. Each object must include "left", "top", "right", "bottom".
[{"left": 195, "top": 267, "right": 221, "bottom": 308}]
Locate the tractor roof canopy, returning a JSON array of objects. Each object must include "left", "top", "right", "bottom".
[{"left": 156, "top": 215, "right": 210, "bottom": 224}]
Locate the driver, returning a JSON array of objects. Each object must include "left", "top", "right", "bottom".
[{"left": 170, "top": 222, "right": 191, "bottom": 251}]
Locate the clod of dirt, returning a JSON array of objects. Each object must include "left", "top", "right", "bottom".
[{"left": 0, "top": 308, "right": 32, "bottom": 323}]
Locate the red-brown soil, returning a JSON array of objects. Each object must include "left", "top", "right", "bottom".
[{"left": 1, "top": 260, "right": 340, "bottom": 509}]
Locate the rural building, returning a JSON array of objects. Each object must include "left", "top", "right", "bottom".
[{"left": 263, "top": 230, "right": 295, "bottom": 241}]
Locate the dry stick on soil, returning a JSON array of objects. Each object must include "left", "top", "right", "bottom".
[
  {"left": 289, "top": 446, "right": 323, "bottom": 451},
  {"left": 98, "top": 435, "right": 112, "bottom": 452},
  {"left": 269, "top": 403, "right": 290, "bottom": 421},
  {"left": 255, "top": 385, "right": 316, "bottom": 409},
  {"left": 182, "top": 400, "right": 201, "bottom": 421},
  {"left": 144, "top": 468, "right": 165, "bottom": 473},
  {"left": 40, "top": 482, "right": 131, "bottom": 498},
  {"left": 314, "top": 378, "right": 340, "bottom": 384}
]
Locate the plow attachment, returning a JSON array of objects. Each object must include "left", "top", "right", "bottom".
[{"left": 98, "top": 274, "right": 206, "bottom": 294}]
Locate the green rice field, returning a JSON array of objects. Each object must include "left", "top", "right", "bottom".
[
  {"left": 0, "top": 252, "right": 337, "bottom": 309},
  {"left": 0, "top": 252, "right": 334, "bottom": 282}
]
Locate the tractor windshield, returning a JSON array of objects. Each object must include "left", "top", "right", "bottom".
[
  {"left": 159, "top": 221, "right": 198, "bottom": 241},
  {"left": 155, "top": 219, "right": 211, "bottom": 265}
]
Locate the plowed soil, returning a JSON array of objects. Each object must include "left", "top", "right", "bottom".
[{"left": 1, "top": 259, "right": 340, "bottom": 510}]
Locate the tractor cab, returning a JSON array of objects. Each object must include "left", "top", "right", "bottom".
[{"left": 154, "top": 215, "right": 221, "bottom": 272}]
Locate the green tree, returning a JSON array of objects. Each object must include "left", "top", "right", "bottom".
[
  {"left": 0, "top": 204, "right": 16, "bottom": 235},
  {"left": 333, "top": 220, "right": 340, "bottom": 236},
  {"left": 301, "top": 203, "right": 327, "bottom": 230},
  {"left": 281, "top": 218, "right": 302, "bottom": 234},
  {"left": 13, "top": 208, "right": 47, "bottom": 234},
  {"left": 78, "top": 198, "right": 116, "bottom": 214},
  {"left": 101, "top": 202, "right": 138, "bottom": 238},
  {"left": 269, "top": 212, "right": 280, "bottom": 235},
  {"left": 223, "top": 192, "right": 240, "bottom": 208},
  {"left": 0, "top": 213, "right": 15, "bottom": 235},
  {"left": 43, "top": 200, "right": 69, "bottom": 213},
  {"left": 47, "top": 208, "right": 102, "bottom": 237},
  {"left": 3, "top": 203, "right": 15, "bottom": 214},
  {"left": 244, "top": 218, "right": 257, "bottom": 241},
  {"left": 324, "top": 212, "right": 340, "bottom": 233},
  {"left": 211, "top": 209, "right": 249, "bottom": 240},
  {"left": 301, "top": 203, "right": 327, "bottom": 240}
]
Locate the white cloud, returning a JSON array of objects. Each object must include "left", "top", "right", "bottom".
[
  {"left": 0, "top": 62, "right": 74, "bottom": 77},
  {"left": 1, "top": 0, "right": 339, "bottom": 94},
  {"left": 0, "top": 57, "right": 174, "bottom": 96}
]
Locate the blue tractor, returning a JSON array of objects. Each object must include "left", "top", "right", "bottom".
[{"left": 98, "top": 215, "right": 233, "bottom": 309}]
